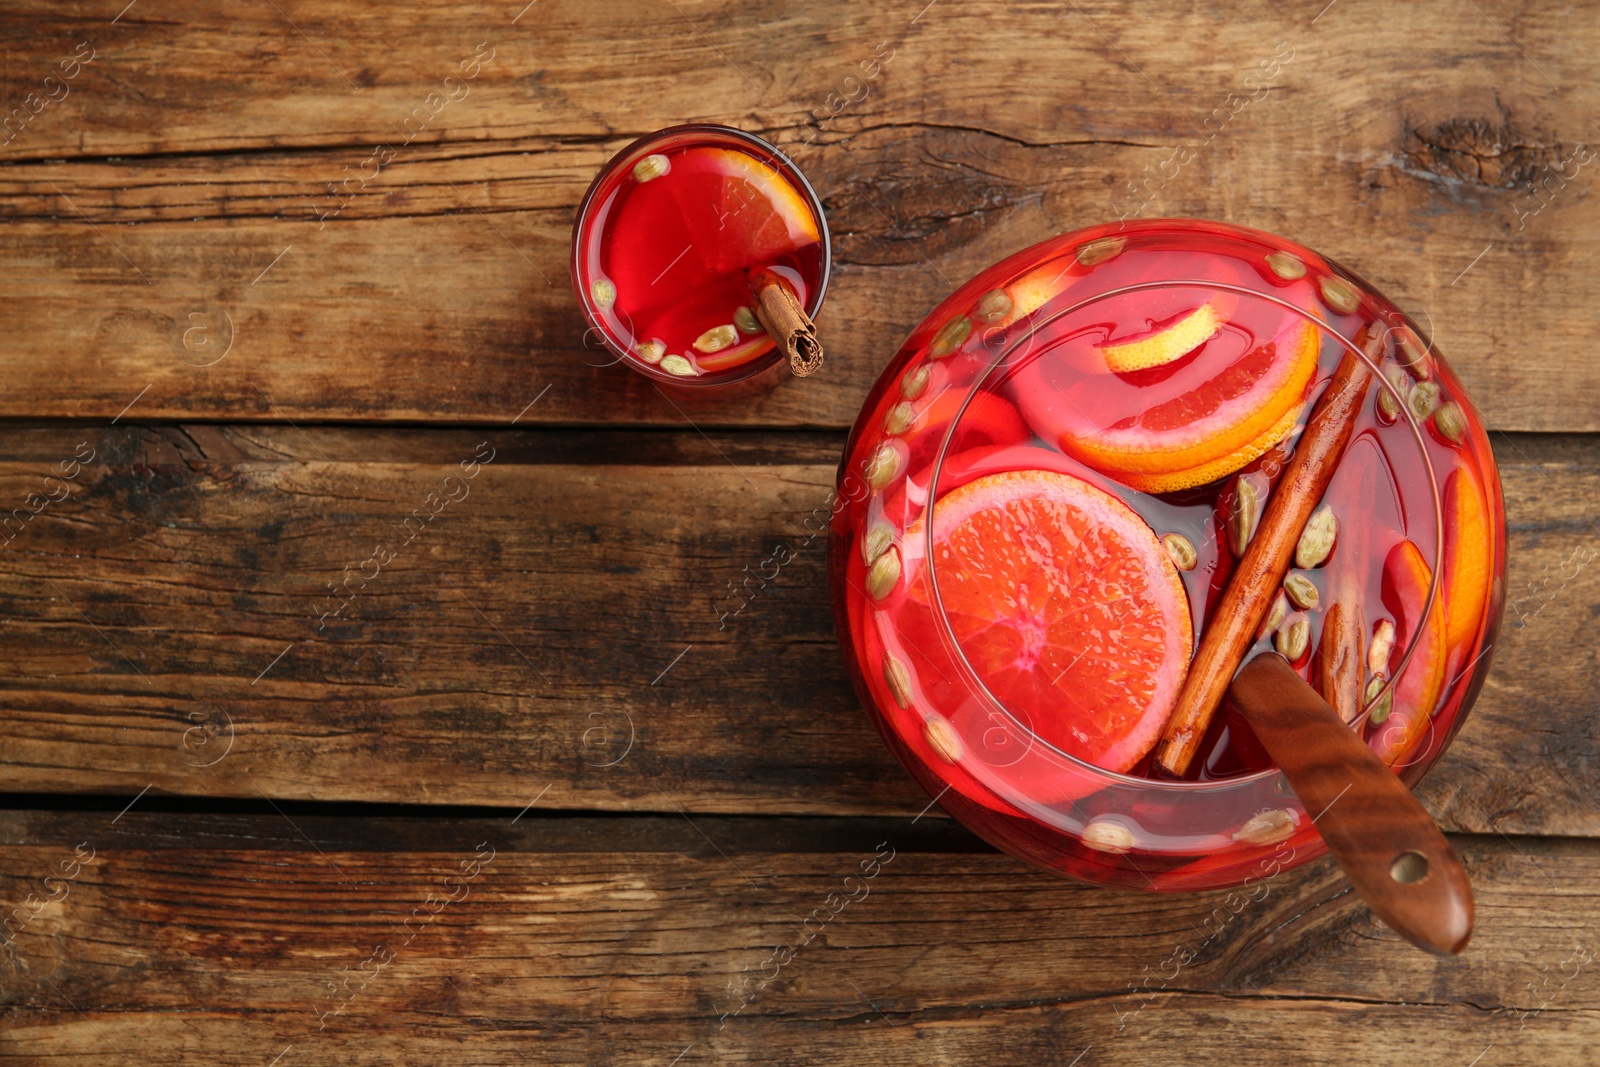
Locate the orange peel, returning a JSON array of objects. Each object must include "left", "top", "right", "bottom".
[{"left": 1099, "top": 303, "right": 1222, "bottom": 373}]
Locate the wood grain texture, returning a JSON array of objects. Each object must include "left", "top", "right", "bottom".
[
  {"left": 0, "top": 1, "right": 1595, "bottom": 429},
  {"left": 0, "top": 425, "right": 1590, "bottom": 836},
  {"left": 0, "top": 816, "right": 1596, "bottom": 1065},
  {"left": 1230, "top": 653, "right": 1473, "bottom": 955},
  {"left": 0, "top": 5, "right": 1591, "bottom": 1061}
]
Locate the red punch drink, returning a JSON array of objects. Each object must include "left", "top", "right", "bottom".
[
  {"left": 830, "top": 219, "right": 1505, "bottom": 889},
  {"left": 572, "top": 125, "right": 830, "bottom": 385}
]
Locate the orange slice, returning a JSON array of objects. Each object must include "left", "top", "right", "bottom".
[
  {"left": 1372, "top": 540, "right": 1447, "bottom": 764},
  {"left": 1099, "top": 303, "right": 1222, "bottom": 373},
  {"left": 694, "top": 335, "right": 773, "bottom": 373},
  {"left": 907, "top": 469, "right": 1193, "bottom": 772},
  {"left": 1011, "top": 260, "right": 1078, "bottom": 318},
  {"left": 1062, "top": 316, "right": 1321, "bottom": 480},
  {"left": 1441, "top": 463, "right": 1492, "bottom": 680},
  {"left": 1116, "top": 401, "right": 1304, "bottom": 494},
  {"left": 916, "top": 389, "right": 1029, "bottom": 450},
  {"left": 681, "top": 148, "right": 820, "bottom": 273}
]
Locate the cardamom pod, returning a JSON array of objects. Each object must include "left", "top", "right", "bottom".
[
  {"left": 733, "top": 306, "right": 762, "bottom": 334},
  {"left": 865, "top": 442, "right": 905, "bottom": 490},
  {"left": 1376, "top": 393, "right": 1399, "bottom": 424},
  {"left": 1081, "top": 818, "right": 1134, "bottom": 854},
  {"left": 1377, "top": 365, "right": 1410, "bottom": 425},
  {"left": 1409, "top": 380, "right": 1441, "bottom": 421},
  {"left": 883, "top": 401, "right": 917, "bottom": 436},
  {"left": 1392, "top": 324, "right": 1432, "bottom": 379},
  {"left": 636, "top": 340, "right": 666, "bottom": 365},
  {"left": 1284, "top": 572, "right": 1320, "bottom": 610},
  {"left": 883, "top": 653, "right": 913, "bottom": 709},
  {"left": 693, "top": 324, "right": 739, "bottom": 354},
  {"left": 866, "top": 546, "right": 901, "bottom": 601},
  {"left": 1319, "top": 275, "right": 1360, "bottom": 315},
  {"left": 861, "top": 521, "right": 895, "bottom": 566},
  {"left": 973, "top": 288, "right": 1014, "bottom": 324},
  {"left": 590, "top": 278, "right": 616, "bottom": 310},
  {"left": 1434, "top": 401, "right": 1467, "bottom": 444},
  {"left": 1227, "top": 473, "right": 1265, "bottom": 557},
  {"left": 1266, "top": 250, "right": 1306, "bottom": 280},
  {"left": 1376, "top": 388, "right": 1400, "bottom": 424},
  {"left": 1368, "top": 619, "right": 1395, "bottom": 674},
  {"left": 1163, "top": 533, "right": 1198, "bottom": 571},
  {"left": 929, "top": 316, "right": 973, "bottom": 359},
  {"left": 1232, "top": 808, "right": 1299, "bottom": 846},
  {"left": 1275, "top": 612, "right": 1310, "bottom": 662},
  {"left": 659, "top": 354, "right": 697, "bottom": 377},
  {"left": 1076, "top": 236, "right": 1127, "bottom": 267},
  {"left": 901, "top": 364, "right": 931, "bottom": 400},
  {"left": 1366, "top": 673, "right": 1393, "bottom": 724},
  {"left": 1295, "top": 505, "right": 1338, "bottom": 568},
  {"left": 1261, "top": 590, "right": 1289, "bottom": 639},
  {"left": 923, "top": 714, "right": 963, "bottom": 764},
  {"left": 632, "top": 153, "right": 670, "bottom": 183}
]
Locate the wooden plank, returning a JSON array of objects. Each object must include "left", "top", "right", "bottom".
[
  {"left": 0, "top": 425, "right": 1593, "bottom": 835},
  {"left": 0, "top": 2, "right": 1595, "bottom": 429},
  {"left": 0, "top": 817, "right": 1596, "bottom": 1064},
  {"left": 14, "top": 1001, "right": 1587, "bottom": 1067},
  {"left": 0, "top": 808, "right": 987, "bottom": 855}
]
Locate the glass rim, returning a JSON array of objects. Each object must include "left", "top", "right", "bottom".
[
  {"left": 568, "top": 123, "right": 833, "bottom": 388},
  {"left": 921, "top": 275, "right": 1446, "bottom": 793}
]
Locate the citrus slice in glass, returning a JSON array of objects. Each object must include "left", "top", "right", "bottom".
[
  {"left": 1099, "top": 302, "right": 1223, "bottom": 373},
  {"left": 1373, "top": 539, "right": 1448, "bottom": 764},
  {"left": 1441, "top": 463, "right": 1492, "bottom": 679},
  {"left": 669, "top": 147, "right": 821, "bottom": 273},
  {"left": 1014, "top": 297, "right": 1321, "bottom": 491},
  {"left": 908, "top": 469, "right": 1193, "bottom": 772}
]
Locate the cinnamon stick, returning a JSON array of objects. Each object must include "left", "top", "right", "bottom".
[
  {"left": 1316, "top": 448, "right": 1377, "bottom": 724},
  {"left": 1154, "top": 349, "right": 1374, "bottom": 776},
  {"left": 749, "top": 268, "right": 824, "bottom": 377},
  {"left": 1317, "top": 582, "right": 1366, "bottom": 723}
]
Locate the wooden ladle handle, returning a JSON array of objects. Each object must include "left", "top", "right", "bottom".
[{"left": 1228, "top": 652, "right": 1474, "bottom": 955}]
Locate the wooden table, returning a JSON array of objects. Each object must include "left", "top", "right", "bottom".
[{"left": 2, "top": 2, "right": 1597, "bottom": 1063}]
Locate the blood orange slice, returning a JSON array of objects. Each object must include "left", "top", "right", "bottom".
[
  {"left": 1069, "top": 315, "right": 1319, "bottom": 477},
  {"left": 908, "top": 469, "right": 1193, "bottom": 772},
  {"left": 1116, "top": 401, "right": 1305, "bottom": 494},
  {"left": 900, "top": 390, "right": 1030, "bottom": 483},
  {"left": 917, "top": 389, "right": 1029, "bottom": 451},
  {"left": 1013, "top": 302, "right": 1321, "bottom": 493},
  {"left": 671, "top": 147, "right": 821, "bottom": 273}
]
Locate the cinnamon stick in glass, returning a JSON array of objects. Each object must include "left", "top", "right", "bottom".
[
  {"left": 749, "top": 268, "right": 824, "bottom": 377},
  {"left": 1155, "top": 346, "right": 1374, "bottom": 776}
]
